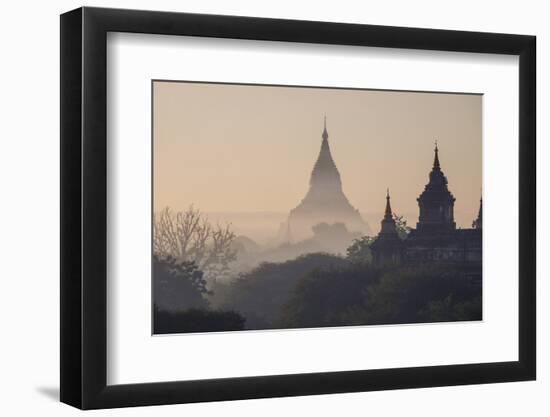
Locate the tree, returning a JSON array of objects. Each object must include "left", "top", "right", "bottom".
[
  {"left": 153, "top": 307, "right": 246, "bottom": 334},
  {"left": 279, "top": 264, "right": 379, "bottom": 329},
  {"left": 211, "top": 252, "right": 348, "bottom": 329},
  {"left": 153, "top": 206, "right": 237, "bottom": 282},
  {"left": 419, "top": 295, "right": 482, "bottom": 322},
  {"left": 346, "top": 235, "right": 375, "bottom": 264},
  {"left": 351, "top": 264, "right": 482, "bottom": 325},
  {"left": 393, "top": 214, "right": 412, "bottom": 239},
  {"left": 153, "top": 255, "right": 210, "bottom": 312},
  {"left": 278, "top": 262, "right": 481, "bottom": 329},
  {"left": 346, "top": 213, "right": 411, "bottom": 264}
]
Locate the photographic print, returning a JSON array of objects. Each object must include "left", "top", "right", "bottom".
[{"left": 152, "top": 81, "right": 482, "bottom": 335}]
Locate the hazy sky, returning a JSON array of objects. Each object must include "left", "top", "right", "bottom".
[{"left": 153, "top": 81, "right": 481, "bottom": 229}]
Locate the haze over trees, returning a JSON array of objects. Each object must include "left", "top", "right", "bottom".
[
  {"left": 153, "top": 206, "right": 237, "bottom": 282},
  {"left": 153, "top": 206, "right": 244, "bottom": 333},
  {"left": 152, "top": 206, "right": 481, "bottom": 334},
  {"left": 210, "top": 253, "right": 348, "bottom": 329}
]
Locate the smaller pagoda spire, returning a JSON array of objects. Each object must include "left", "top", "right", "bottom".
[
  {"left": 322, "top": 115, "right": 328, "bottom": 141},
  {"left": 380, "top": 189, "right": 398, "bottom": 235},
  {"left": 433, "top": 140, "right": 440, "bottom": 170},
  {"left": 371, "top": 189, "right": 403, "bottom": 267},
  {"left": 384, "top": 188, "right": 393, "bottom": 219}
]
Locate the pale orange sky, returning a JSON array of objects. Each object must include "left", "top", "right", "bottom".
[{"left": 153, "top": 81, "right": 482, "bottom": 229}]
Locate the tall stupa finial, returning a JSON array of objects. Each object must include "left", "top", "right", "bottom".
[
  {"left": 433, "top": 140, "right": 440, "bottom": 169},
  {"left": 322, "top": 115, "right": 328, "bottom": 140},
  {"left": 384, "top": 188, "right": 393, "bottom": 219}
]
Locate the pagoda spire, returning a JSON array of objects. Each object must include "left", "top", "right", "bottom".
[
  {"left": 371, "top": 189, "right": 403, "bottom": 266},
  {"left": 416, "top": 142, "right": 456, "bottom": 232},
  {"left": 380, "top": 189, "right": 398, "bottom": 235},
  {"left": 433, "top": 140, "right": 440, "bottom": 169},
  {"left": 384, "top": 188, "right": 393, "bottom": 219},
  {"left": 308, "top": 116, "right": 341, "bottom": 188},
  {"left": 288, "top": 116, "right": 370, "bottom": 239}
]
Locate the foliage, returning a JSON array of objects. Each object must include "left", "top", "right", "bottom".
[
  {"left": 210, "top": 252, "right": 348, "bottom": 329},
  {"left": 279, "top": 262, "right": 481, "bottom": 328},
  {"left": 279, "top": 264, "right": 379, "bottom": 328},
  {"left": 393, "top": 214, "right": 412, "bottom": 239},
  {"left": 346, "top": 235, "right": 375, "bottom": 264},
  {"left": 345, "top": 264, "right": 482, "bottom": 325},
  {"left": 154, "top": 248, "right": 481, "bottom": 332},
  {"left": 419, "top": 295, "right": 482, "bottom": 322},
  {"left": 154, "top": 307, "right": 245, "bottom": 334},
  {"left": 346, "top": 213, "right": 411, "bottom": 264},
  {"left": 311, "top": 222, "right": 357, "bottom": 240},
  {"left": 153, "top": 206, "right": 237, "bottom": 281},
  {"left": 153, "top": 255, "right": 210, "bottom": 312}
]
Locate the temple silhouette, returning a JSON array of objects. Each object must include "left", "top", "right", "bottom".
[
  {"left": 285, "top": 118, "right": 370, "bottom": 240},
  {"left": 371, "top": 143, "right": 482, "bottom": 279}
]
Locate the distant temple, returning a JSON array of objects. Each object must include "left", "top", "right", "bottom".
[
  {"left": 284, "top": 118, "right": 370, "bottom": 240},
  {"left": 371, "top": 143, "right": 482, "bottom": 277}
]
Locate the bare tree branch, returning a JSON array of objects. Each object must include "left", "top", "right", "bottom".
[{"left": 153, "top": 206, "right": 237, "bottom": 281}]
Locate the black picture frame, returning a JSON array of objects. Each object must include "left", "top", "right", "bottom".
[{"left": 60, "top": 6, "right": 536, "bottom": 410}]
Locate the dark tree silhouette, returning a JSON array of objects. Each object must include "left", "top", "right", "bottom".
[
  {"left": 211, "top": 252, "right": 348, "bottom": 329},
  {"left": 393, "top": 214, "right": 412, "bottom": 239},
  {"left": 153, "top": 255, "right": 210, "bottom": 312},
  {"left": 346, "top": 235, "right": 376, "bottom": 264},
  {"left": 279, "top": 262, "right": 481, "bottom": 329},
  {"left": 153, "top": 307, "right": 245, "bottom": 334},
  {"left": 343, "top": 264, "right": 481, "bottom": 325},
  {"left": 279, "top": 264, "right": 379, "bottom": 328}
]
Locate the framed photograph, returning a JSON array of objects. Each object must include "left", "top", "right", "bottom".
[{"left": 60, "top": 6, "right": 536, "bottom": 409}]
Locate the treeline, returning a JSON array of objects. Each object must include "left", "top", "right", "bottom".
[
  {"left": 210, "top": 253, "right": 348, "bottom": 329},
  {"left": 154, "top": 251, "right": 481, "bottom": 333},
  {"left": 154, "top": 308, "right": 245, "bottom": 334},
  {"left": 212, "top": 255, "right": 481, "bottom": 330},
  {"left": 153, "top": 255, "right": 246, "bottom": 333},
  {"left": 152, "top": 207, "right": 481, "bottom": 334}
]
